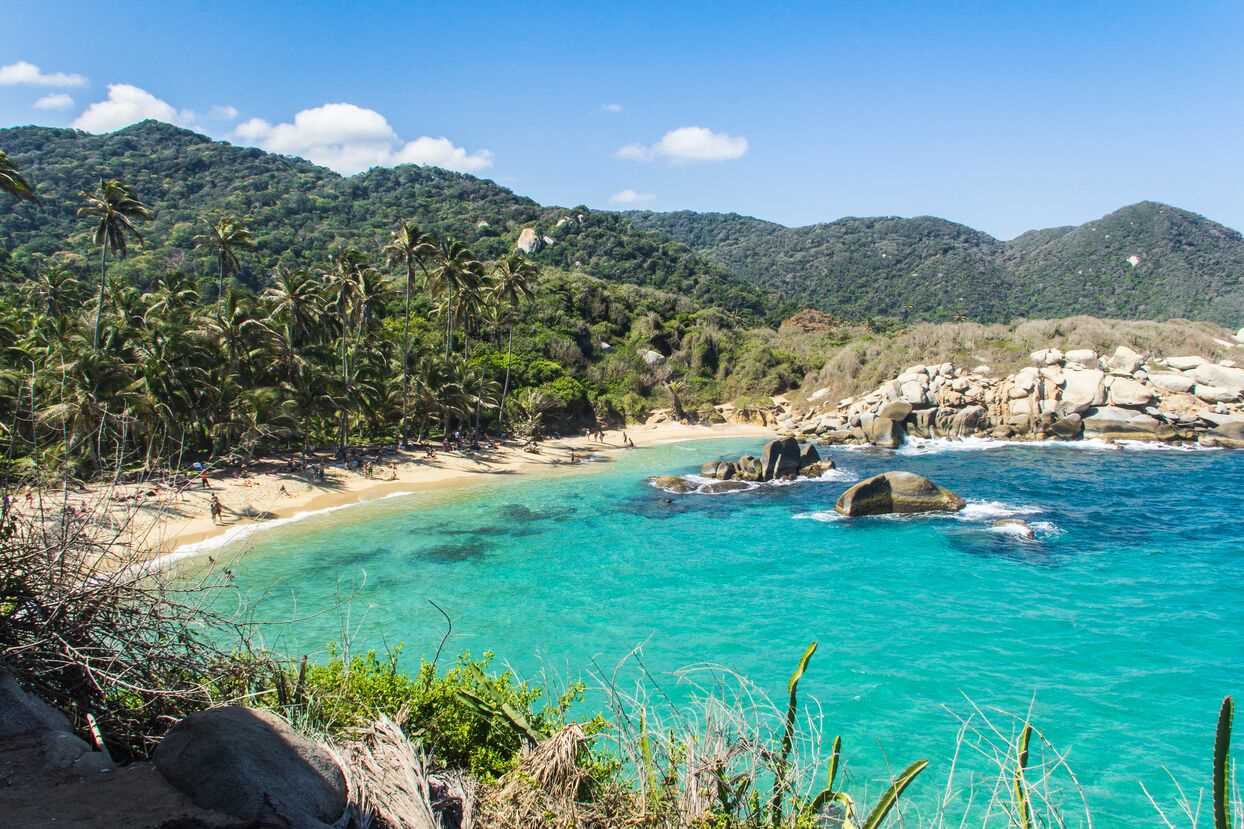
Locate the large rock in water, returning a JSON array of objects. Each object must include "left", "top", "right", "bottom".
[
  {"left": 760, "top": 437, "right": 802, "bottom": 480},
  {"left": 864, "top": 415, "right": 906, "bottom": 448},
  {"left": 835, "top": 472, "right": 966, "bottom": 517},
  {"left": 153, "top": 707, "right": 347, "bottom": 828}
]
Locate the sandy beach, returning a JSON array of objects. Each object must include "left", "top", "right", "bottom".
[{"left": 30, "top": 422, "right": 773, "bottom": 565}]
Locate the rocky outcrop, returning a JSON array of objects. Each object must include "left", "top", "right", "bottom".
[
  {"left": 515, "top": 227, "right": 543, "bottom": 254},
  {"left": 834, "top": 471, "right": 966, "bottom": 517},
  {"left": 700, "top": 438, "right": 830, "bottom": 484},
  {"left": 154, "top": 706, "right": 347, "bottom": 828},
  {"left": 773, "top": 341, "right": 1244, "bottom": 448}
]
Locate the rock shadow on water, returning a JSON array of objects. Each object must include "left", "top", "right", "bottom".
[
  {"left": 497, "top": 503, "right": 579, "bottom": 523},
  {"left": 941, "top": 525, "right": 1062, "bottom": 566},
  {"left": 416, "top": 540, "right": 493, "bottom": 563}
]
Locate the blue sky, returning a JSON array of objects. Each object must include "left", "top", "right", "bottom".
[{"left": 3, "top": 1, "right": 1242, "bottom": 238}]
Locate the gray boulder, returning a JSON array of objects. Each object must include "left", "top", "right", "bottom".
[
  {"left": 1051, "top": 413, "right": 1083, "bottom": 439},
  {"left": 154, "top": 706, "right": 346, "bottom": 828},
  {"left": 0, "top": 673, "right": 113, "bottom": 780},
  {"left": 1107, "top": 377, "right": 1155, "bottom": 407},
  {"left": 1106, "top": 346, "right": 1143, "bottom": 374},
  {"left": 835, "top": 471, "right": 966, "bottom": 517},
  {"left": 1060, "top": 369, "right": 1105, "bottom": 412},
  {"left": 879, "top": 400, "right": 914, "bottom": 421},
  {"left": 1194, "top": 363, "right": 1244, "bottom": 395},
  {"left": 1165, "top": 355, "right": 1206, "bottom": 371},
  {"left": 865, "top": 416, "right": 906, "bottom": 448},
  {"left": 760, "top": 437, "right": 802, "bottom": 480},
  {"left": 1149, "top": 372, "right": 1195, "bottom": 393},
  {"left": 735, "top": 454, "right": 764, "bottom": 481},
  {"left": 798, "top": 443, "right": 821, "bottom": 469},
  {"left": 1082, "top": 406, "right": 1174, "bottom": 440}
]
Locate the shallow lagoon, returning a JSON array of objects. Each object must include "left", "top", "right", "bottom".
[{"left": 202, "top": 437, "right": 1244, "bottom": 823}]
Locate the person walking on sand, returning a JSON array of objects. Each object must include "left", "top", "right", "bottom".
[
  {"left": 199, "top": 469, "right": 210, "bottom": 489},
  {"left": 209, "top": 494, "right": 224, "bottom": 524}
]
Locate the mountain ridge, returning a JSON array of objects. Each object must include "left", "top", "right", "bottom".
[
  {"left": 3, "top": 121, "right": 1243, "bottom": 325},
  {"left": 628, "top": 201, "right": 1244, "bottom": 325}
]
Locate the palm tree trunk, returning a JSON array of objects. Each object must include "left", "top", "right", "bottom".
[
  {"left": 400, "top": 260, "right": 413, "bottom": 440},
  {"left": 500, "top": 324, "right": 514, "bottom": 426},
  {"left": 92, "top": 245, "right": 107, "bottom": 350}
]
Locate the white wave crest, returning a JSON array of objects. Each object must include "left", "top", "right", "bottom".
[
  {"left": 792, "top": 510, "right": 843, "bottom": 522},
  {"left": 957, "top": 500, "right": 1043, "bottom": 521}
]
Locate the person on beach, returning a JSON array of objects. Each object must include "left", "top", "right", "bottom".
[
  {"left": 209, "top": 494, "right": 223, "bottom": 524},
  {"left": 279, "top": 484, "right": 290, "bottom": 497},
  {"left": 200, "top": 469, "right": 210, "bottom": 489}
]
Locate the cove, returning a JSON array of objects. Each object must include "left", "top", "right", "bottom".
[{"left": 201, "top": 437, "right": 1244, "bottom": 824}]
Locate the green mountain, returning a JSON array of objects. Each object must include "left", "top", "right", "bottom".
[
  {"left": 629, "top": 203, "right": 1244, "bottom": 325},
  {"left": 0, "top": 120, "right": 768, "bottom": 317},
  {"left": 4, "top": 120, "right": 1242, "bottom": 326}
]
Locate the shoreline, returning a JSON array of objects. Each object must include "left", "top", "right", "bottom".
[{"left": 96, "top": 422, "right": 775, "bottom": 567}]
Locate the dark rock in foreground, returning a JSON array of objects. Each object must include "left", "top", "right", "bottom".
[
  {"left": 834, "top": 471, "right": 966, "bottom": 517},
  {"left": 154, "top": 706, "right": 347, "bottom": 828}
]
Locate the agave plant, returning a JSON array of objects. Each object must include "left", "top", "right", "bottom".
[{"left": 1216, "top": 696, "right": 1235, "bottom": 829}]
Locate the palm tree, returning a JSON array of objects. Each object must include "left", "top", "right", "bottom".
[
  {"left": 489, "top": 253, "right": 539, "bottom": 423},
  {"left": 429, "top": 239, "right": 483, "bottom": 362},
  {"left": 0, "top": 149, "right": 37, "bottom": 202},
  {"left": 193, "top": 215, "right": 256, "bottom": 304},
  {"left": 261, "top": 268, "right": 322, "bottom": 349},
  {"left": 383, "top": 221, "right": 436, "bottom": 439},
  {"left": 76, "top": 179, "right": 151, "bottom": 350}
]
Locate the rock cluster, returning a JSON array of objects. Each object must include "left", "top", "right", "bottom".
[
  {"left": 778, "top": 345, "right": 1244, "bottom": 449},
  {"left": 699, "top": 437, "right": 833, "bottom": 483}
]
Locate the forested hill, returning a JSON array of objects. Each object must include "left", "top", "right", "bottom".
[
  {"left": 628, "top": 203, "right": 1244, "bottom": 326},
  {"left": 0, "top": 120, "right": 769, "bottom": 317}
]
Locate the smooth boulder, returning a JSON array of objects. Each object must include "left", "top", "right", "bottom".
[
  {"left": 650, "top": 475, "right": 695, "bottom": 493},
  {"left": 760, "top": 437, "right": 802, "bottom": 480},
  {"left": 153, "top": 706, "right": 346, "bottom": 828},
  {"left": 834, "top": 471, "right": 966, "bottom": 517}
]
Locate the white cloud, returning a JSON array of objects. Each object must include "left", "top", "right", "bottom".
[
  {"left": 393, "top": 136, "right": 494, "bottom": 172},
  {"left": 73, "top": 84, "right": 193, "bottom": 133},
  {"left": 0, "top": 60, "right": 87, "bottom": 87},
  {"left": 208, "top": 104, "right": 239, "bottom": 120},
  {"left": 602, "top": 103, "right": 623, "bottom": 113},
  {"left": 233, "top": 102, "right": 493, "bottom": 175},
  {"left": 33, "top": 93, "right": 74, "bottom": 111},
  {"left": 616, "top": 126, "right": 748, "bottom": 163},
  {"left": 609, "top": 189, "right": 655, "bottom": 204}
]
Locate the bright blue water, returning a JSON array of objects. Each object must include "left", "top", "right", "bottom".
[{"left": 200, "top": 438, "right": 1244, "bottom": 824}]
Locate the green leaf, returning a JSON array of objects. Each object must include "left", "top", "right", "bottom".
[
  {"left": 1215, "top": 696, "right": 1234, "bottom": 829},
  {"left": 860, "top": 759, "right": 927, "bottom": 829}
]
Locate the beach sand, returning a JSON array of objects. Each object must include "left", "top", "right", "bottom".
[{"left": 38, "top": 422, "right": 773, "bottom": 564}]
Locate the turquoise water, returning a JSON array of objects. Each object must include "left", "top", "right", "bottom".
[{"left": 199, "top": 437, "right": 1243, "bottom": 824}]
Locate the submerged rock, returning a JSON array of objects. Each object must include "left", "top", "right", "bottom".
[
  {"left": 834, "top": 471, "right": 966, "bottom": 517},
  {"left": 992, "top": 518, "right": 1036, "bottom": 539},
  {"left": 649, "top": 475, "right": 695, "bottom": 494}
]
